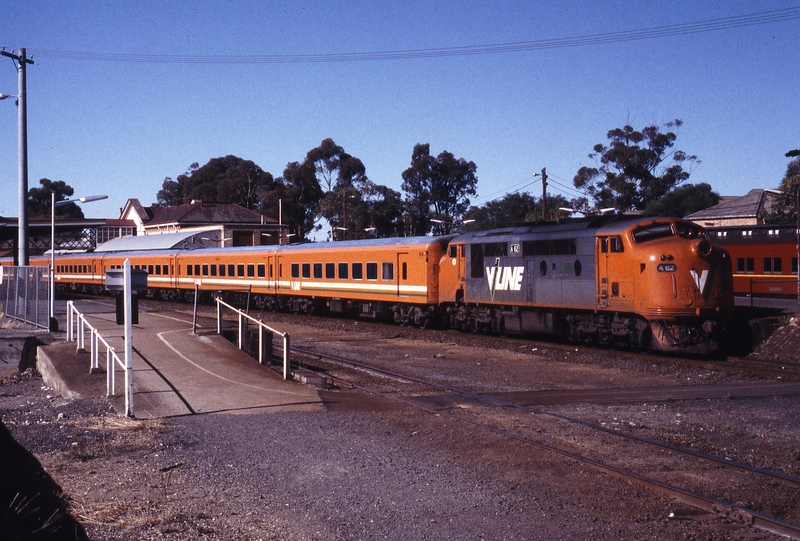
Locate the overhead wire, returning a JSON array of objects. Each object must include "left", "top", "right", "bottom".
[{"left": 10, "top": 7, "right": 800, "bottom": 64}]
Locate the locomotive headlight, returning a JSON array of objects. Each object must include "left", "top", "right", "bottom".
[
  {"left": 694, "top": 240, "right": 711, "bottom": 256},
  {"left": 659, "top": 255, "right": 674, "bottom": 261}
]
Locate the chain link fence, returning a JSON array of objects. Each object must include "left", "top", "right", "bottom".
[{"left": 0, "top": 266, "right": 51, "bottom": 329}]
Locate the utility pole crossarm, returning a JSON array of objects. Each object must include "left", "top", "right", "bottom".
[{"left": 0, "top": 50, "right": 35, "bottom": 65}]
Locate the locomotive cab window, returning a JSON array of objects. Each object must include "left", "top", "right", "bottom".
[
  {"left": 600, "top": 236, "right": 624, "bottom": 253},
  {"left": 470, "top": 242, "right": 507, "bottom": 279},
  {"left": 632, "top": 223, "right": 673, "bottom": 243}
]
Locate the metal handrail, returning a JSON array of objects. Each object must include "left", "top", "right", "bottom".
[
  {"left": 214, "top": 297, "right": 291, "bottom": 380},
  {"left": 66, "top": 301, "right": 133, "bottom": 416}
]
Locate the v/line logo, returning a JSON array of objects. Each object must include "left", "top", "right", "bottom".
[{"left": 487, "top": 258, "right": 524, "bottom": 300}]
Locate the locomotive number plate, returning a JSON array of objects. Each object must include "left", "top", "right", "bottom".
[
  {"left": 510, "top": 244, "right": 520, "bottom": 254},
  {"left": 657, "top": 263, "right": 677, "bottom": 272}
]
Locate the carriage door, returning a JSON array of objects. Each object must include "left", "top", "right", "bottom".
[
  {"left": 169, "top": 255, "right": 179, "bottom": 289},
  {"left": 267, "top": 254, "right": 276, "bottom": 292},
  {"left": 397, "top": 252, "right": 409, "bottom": 298},
  {"left": 596, "top": 236, "right": 610, "bottom": 308}
]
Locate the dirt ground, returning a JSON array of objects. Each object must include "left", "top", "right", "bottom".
[{"left": 1, "top": 313, "right": 799, "bottom": 540}]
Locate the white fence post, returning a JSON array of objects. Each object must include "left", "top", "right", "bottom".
[
  {"left": 66, "top": 301, "right": 74, "bottom": 341},
  {"left": 283, "top": 334, "right": 290, "bottom": 380},
  {"left": 77, "top": 314, "right": 86, "bottom": 352}
]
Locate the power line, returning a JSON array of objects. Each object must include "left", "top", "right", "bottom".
[{"left": 12, "top": 7, "right": 800, "bottom": 64}]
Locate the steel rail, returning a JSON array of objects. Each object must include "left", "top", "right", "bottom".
[{"left": 292, "top": 346, "right": 800, "bottom": 539}]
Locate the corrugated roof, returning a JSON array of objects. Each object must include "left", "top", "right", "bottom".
[
  {"left": 685, "top": 189, "right": 769, "bottom": 220},
  {"left": 95, "top": 230, "right": 216, "bottom": 252},
  {"left": 147, "top": 202, "right": 275, "bottom": 226}
]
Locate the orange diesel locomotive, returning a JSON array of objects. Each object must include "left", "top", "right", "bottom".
[{"left": 9, "top": 215, "right": 734, "bottom": 354}]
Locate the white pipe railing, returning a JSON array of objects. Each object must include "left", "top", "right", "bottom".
[
  {"left": 66, "top": 300, "right": 134, "bottom": 417},
  {"left": 214, "top": 297, "right": 291, "bottom": 380}
]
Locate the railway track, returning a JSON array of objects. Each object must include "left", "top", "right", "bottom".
[
  {"left": 80, "top": 297, "right": 800, "bottom": 536},
  {"left": 287, "top": 345, "right": 800, "bottom": 539}
]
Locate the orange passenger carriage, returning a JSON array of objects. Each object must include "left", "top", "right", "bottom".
[{"left": 706, "top": 224, "right": 798, "bottom": 302}]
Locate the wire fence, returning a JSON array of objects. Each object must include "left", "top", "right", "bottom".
[{"left": 0, "top": 265, "right": 50, "bottom": 329}]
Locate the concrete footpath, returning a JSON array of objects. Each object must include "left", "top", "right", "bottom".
[{"left": 36, "top": 299, "right": 323, "bottom": 418}]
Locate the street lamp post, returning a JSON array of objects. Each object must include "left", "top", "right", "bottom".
[{"left": 50, "top": 193, "right": 107, "bottom": 330}]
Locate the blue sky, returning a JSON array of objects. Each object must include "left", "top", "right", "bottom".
[{"left": 1, "top": 1, "right": 798, "bottom": 222}]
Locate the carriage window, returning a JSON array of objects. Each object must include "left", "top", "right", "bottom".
[
  {"left": 793, "top": 257, "right": 798, "bottom": 275},
  {"left": 302, "top": 263, "right": 311, "bottom": 279},
  {"left": 313, "top": 263, "right": 323, "bottom": 279},
  {"left": 219, "top": 264, "right": 226, "bottom": 277},
  {"left": 338, "top": 262, "right": 348, "bottom": 279},
  {"left": 154, "top": 265, "right": 161, "bottom": 276},
  {"left": 382, "top": 262, "right": 394, "bottom": 280},
  {"left": 186, "top": 265, "right": 193, "bottom": 276},
  {"left": 210, "top": 265, "right": 217, "bottom": 277},
  {"left": 148, "top": 265, "right": 154, "bottom": 274},
  {"left": 237, "top": 264, "right": 245, "bottom": 277},
  {"left": 257, "top": 264, "right": 266, "bottom": 278},
  {"left": 291, "top": 263, "right": 300, "bottom": 278},
  {"left": 202, "top": 264, "right": 209, "bottom": 276},
  {"left": 247, "top": 264, "right": 255, "bottom": 278},
  {"left": 367, "top": 262, "right": 378, "bottom": 280},
  {"left": 269, "top": 264, "right": 273, "bottom": 278},
  {"left": 352, "top": 262, "right": 363, "bottom": 280},
  {"left": 402, "top": 262, "right": 407, "bottom": 280},
  {"left": 326, "top": 262, "right": 335, "bottom": 279},
  {"left": 763, "top": 257, "right": 782, "bottom": 274},
  {"left": 228, "top": 264, "right": 235, "bottom": 277},
  {"left": 736, "top": 257, "right": 755, "bottom": 274}
]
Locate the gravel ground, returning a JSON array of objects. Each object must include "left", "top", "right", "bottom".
[{"left": 1, "top": 311, "right": 798, "bottom": 540}]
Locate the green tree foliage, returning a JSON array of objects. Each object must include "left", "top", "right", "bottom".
[
  {"left": 155, "top": 156, "right": 274, "bottom": 211},
  {"left": 27, "top": 178, "right": 84, "bottom": 219},
  {"left": 306, "top": 139, "right": 372, "bottom": 239},
  {"left": 760, "top": 157, "right": 800, "bottom": 224},
  {"left": 573, "top": 120, "right": 698, "bottom": 212},
  {"left": 261, "top": 160, "right": 324, "bottom": 242},
  {"left": 641, "top": 183, "right": 720, "bottom": 217},
  {"left": 401, "top": 143, "right": 478, "bottom": 235},
  {"left": 468, "top": 192, "right": 573, "bottom": 230}
]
